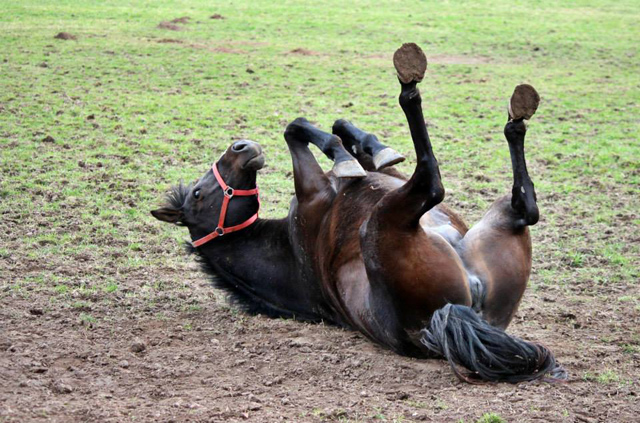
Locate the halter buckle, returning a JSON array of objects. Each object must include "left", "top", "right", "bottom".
[
  {"left": 215, "top": 226, "right": 225, "bottom": 236},
  {"left": 224, "top": 187, "right": 234, "bottom": 198}
]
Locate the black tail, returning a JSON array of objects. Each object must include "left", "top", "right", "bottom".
[{"left": 421, "top": 304, "right": 567, "bottom": 383}]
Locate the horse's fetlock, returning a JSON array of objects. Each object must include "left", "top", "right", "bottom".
[
  {"left": 504, "top": 120, "right": 527, "bottom": 139},
  {"left": 399, "top": 87, "right": 421, "bottom": 107}
]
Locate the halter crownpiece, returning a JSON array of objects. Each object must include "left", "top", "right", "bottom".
[{"left": 191, "top": 162, "right": 260, "bottom": 247}]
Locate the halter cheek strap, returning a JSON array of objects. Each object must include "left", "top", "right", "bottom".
[{"left": 191, "top": 162, "right": 260, "bottom": 247}]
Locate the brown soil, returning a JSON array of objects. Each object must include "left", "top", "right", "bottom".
[
  {"left": 156, "top": 38, "right": 184, "bottom": 44},
  {"left": 157, "top": 22, "right": 184, "bottom": 31},
  {"left": 210, "top": 14, "right": 226, "bottom": 20},
  {"left": 1, "top": 202, "right": 638, "bottom": 422},
  {"left": 288, "top": 48, "right": 322, "bottom": 56},
  {"left": 54, "top": 32, "right": 76, "bottom": 41},
  {"left": 170, "top": 17, "right": 191, "bottom": 24},
  {"left": 429, "top": 55, "right": 491, "bottom": 65},
  {"left": 366, "top": 53, "right": 490, "bottom": 66}
]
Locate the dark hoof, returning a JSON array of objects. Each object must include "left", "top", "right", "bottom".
[
  {"left": 393, "top": 43, "right": 427, "bottom": 84},
  {"left": 508, "top": 84, "right": 540, "bottom": 121},
  {"left": 373, "top": 147, "right": 405, "bottom": 170},
  {"left": 333, "top": 159, "right": 366, "bottom": 178}
]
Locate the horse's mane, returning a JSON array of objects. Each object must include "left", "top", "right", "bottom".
[
  {"left": 165, "top": 182, "right": 192, "bottom": 211},
  {"left": 184, "top": 241, "right": 322, "bottom": 322}
]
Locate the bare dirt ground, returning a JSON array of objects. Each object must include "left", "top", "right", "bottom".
[{"left": 1, "top": 192, "right": 638, "bottom": 422}]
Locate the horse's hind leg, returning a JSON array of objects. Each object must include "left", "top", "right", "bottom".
[
  {"left": 360, "top": 44, "right": 471, "bottom": 333},
  {"left": 372, "top": 44, "right": 446, "bottom": 229},
  {"left": 332, "top": 119, "right": 405, "bottom": 171},
  {"left": 459, "top": 85, "right": 541, "bottom": 329}
]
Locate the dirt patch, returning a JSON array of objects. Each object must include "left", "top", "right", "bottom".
[
  {"left": 156, "top": 38, "right": 183, "bottom": 44},
  {"left": 210, "top": 14, "right": 226, "bottom": 20},
  {"left": 288, "top": 48, "right": 322, "bottom": 56},
  {"left": 429, "top": 54, "right": 491, "bottom": 65},
  {"left": 366, "top": 53, "right": 490, "bottom": 65},
  {"left": 170, "top": 16, "right": 191, "bottom": 24},
  {"left": 54, "top": 32, "right": 76, "bottom": 41},
  {"left": 157, "top": 22, "right": 184, "bottom": 31}
]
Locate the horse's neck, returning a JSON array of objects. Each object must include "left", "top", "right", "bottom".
[{"left": 194, "top": 218, "right": 327, "bottom": 321}]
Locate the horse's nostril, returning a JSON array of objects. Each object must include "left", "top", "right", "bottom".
[{"left": 232, "top": 141, "right": 248, "bottom": 152}]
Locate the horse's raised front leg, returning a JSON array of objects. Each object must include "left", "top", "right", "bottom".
[
  {"left": 284, "top": 118, "right": 367, "bottom": 235},
  {"left": 286, "top": 117, "right": 366, "bottom": 180},
  {"left": 332, "top": 119, "right": 405, "bottom": 172}
]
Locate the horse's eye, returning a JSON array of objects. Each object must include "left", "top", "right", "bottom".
[{"left": 193, "top": 189, "right": 201, "bottom": 199}]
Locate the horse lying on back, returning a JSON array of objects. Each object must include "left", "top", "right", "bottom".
[{"left": 152, "top": 43, "right": 566, "bottom": 383}]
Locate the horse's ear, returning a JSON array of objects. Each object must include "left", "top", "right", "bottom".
[{"left": 151, "top": 207, "right": 183, "bottom": 224}]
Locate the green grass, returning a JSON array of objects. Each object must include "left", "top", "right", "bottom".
[
  {"left": 583, "top": 369, "right": 623, "bottom": 384},
  {"left": 476, "top": 413, "right": 506, "bottom": 423}
]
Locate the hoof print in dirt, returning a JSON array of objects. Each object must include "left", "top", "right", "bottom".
[
  {"left": 393, "top": 42, "right": 427, "bottom": 84},
  {"left": 508, "top": 84, "right": 540, "bottom": 121}
]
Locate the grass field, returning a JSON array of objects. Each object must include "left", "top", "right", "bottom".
[{"left": 1, "top": 1, "right": 638, "bottom": 422}]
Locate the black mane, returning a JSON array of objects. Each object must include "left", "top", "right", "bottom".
[
  {"left": 166, "top": 182, "right": 192, "bottom": 211},
  {"left": 184, "top": 241, "right": 323, "bottom": 322}
]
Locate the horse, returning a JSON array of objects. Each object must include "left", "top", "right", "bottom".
[{"left": 151, "top": 43, "right": 566, "bottom": 383}]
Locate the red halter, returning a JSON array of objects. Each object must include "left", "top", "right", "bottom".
[{"left": 191, "top": 162, "right": 260, "bottom": 247}]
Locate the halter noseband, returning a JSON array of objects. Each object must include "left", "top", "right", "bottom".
[{"left": 191, "top": 162, "right": 260, "bottom": 247}]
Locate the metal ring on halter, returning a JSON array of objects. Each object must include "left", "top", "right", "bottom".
[
  {"left": 215, "top": 227, "right": 225, "bottom": 236},
  {"left": 224, "top": 187, "right": 234, "bottom": 198}
]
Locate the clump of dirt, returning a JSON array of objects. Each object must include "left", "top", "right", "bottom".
[
  {"left": 288, "top": 48, "right": 321, "bottom": 56},
  {"left": 54, "top": 32, "right": 76, "bottom": 40},
  {"left": 41, "top": 135, "right": 55, "bottom": 143},
  {"left": 210, "top": 14, "right": 226, "bottom": 20},
  {"left": 157, "top": 38, "right": 183, "bottom": 44},
  {"left": 170, "top": 16, "right": 191, "bottom": 24},
  {"left": 157, "top": 22, "right": 183, "bottom": 31}
]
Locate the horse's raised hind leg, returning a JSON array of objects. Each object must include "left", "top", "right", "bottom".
[
  {"left": 373, "top": 43, "right": 446, "bottom": 229},
  {"left": 505, "top": 84, "right": 541, "bottom": 227},
  {"left": 360, "top": 44, "right": 471, "bottom": 338},
  {"left": 332, "top": 119, "right": 405, "bottom": 171},
  {"left": 458, "top": 85, "right": 542, "bottom": 329}
]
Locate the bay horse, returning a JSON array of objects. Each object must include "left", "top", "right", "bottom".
[{"left": 152, "top": 43, "right": 566, "bottom": 383}]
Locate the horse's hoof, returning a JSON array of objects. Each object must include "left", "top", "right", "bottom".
[
  {"left": 393, "top": 43, "right": 427, "bottom": 84},
  {"left": 373, "top": 147, "right": 405, "bottom": 170},
  {"left": 333, "top": 159, "right": 367, "bottom": 178},
  {"left": 508, "top": 84, "right": 540, "bottom": 120}
]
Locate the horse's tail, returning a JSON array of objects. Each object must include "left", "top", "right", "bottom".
[{"left": 420, "top": 304, "right": 567, "bottom": 383}]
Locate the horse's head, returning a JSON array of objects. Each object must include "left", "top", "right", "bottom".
[{"left": 151, "top": 140, "right": 264, "bottom": 244}]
